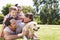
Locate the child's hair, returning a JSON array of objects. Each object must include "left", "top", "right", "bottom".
[
  {"left": 5, "top": 17, "right": 14, "bottom": 26},
  {"left": 15, "top": 4, "right": 21, "bottom": 9},
  {"left": 15, "top": 4, "right": 18, "bottom": 7},
  {"left": 9, "top": 6, "right": 18, "bottom": 12},
  {"left": 25, "top": 13, "right": 33, "bottom": 21}
]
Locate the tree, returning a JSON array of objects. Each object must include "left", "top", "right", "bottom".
[
  {"left": 33, "top": 0, "right": 46, "bottom": 24},
  {"left": 0, "top": 14, "right": 4, "bottom": 24},
  {"left": 33, "top": 0, "right": 46, "bottom": 15},
  {"left": 1, "top": 4, "right": 34, "bottom": 15},
  {"left": 40, "top": 0, "right": 60, "bottom": 24},
  {"left": 22, "top": 6, "right": 35, "bottom": 14},
  {"left": 33, "top": 0, "right": 60, "bottom": 24},
  {"left": 1, "top": 4, "right": 12, "bottom": 16}
]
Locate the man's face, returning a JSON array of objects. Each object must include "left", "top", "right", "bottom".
[
  {"left": 10, "top": 10, "right": 17, "bottom": 18},
  {"left": 10, "top": 19, "right": 17, "bottom": 30}
]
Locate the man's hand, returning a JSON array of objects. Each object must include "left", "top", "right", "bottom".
[
  {"left": 0, "top": 24, "right": 5, "bottom": 38},
  {"left": 0, "top": 31, "right": 3, "bottom": 38},
  {"left": 0, "top": 32, "right": 2, "bottom": 38}
]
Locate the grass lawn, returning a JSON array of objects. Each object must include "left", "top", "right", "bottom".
[{"left": 0, "top": 25, "right": 60, "bottom": 40}]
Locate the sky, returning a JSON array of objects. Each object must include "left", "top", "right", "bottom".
[
  {"left": 0, "top": 0, "right": 34, "bottom": 13},
  {"left": 0, "top": 0, "right": 60, "bottom": 13}
]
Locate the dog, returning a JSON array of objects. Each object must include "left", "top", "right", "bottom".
[{"left": 23, "top": 21, "right": 40, "bottom": 40}]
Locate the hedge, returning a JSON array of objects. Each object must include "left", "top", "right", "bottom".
[{"left": 0, "top": 14, "right": 4, "bottom": 24}]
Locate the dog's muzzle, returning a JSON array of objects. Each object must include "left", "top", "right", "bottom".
[{"left": 33, "top": 27, "right": 40, "bottom": 31}]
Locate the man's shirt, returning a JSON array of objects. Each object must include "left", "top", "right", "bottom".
[{"left": 4, "top": 21, "right": 25, "bottom": 35}]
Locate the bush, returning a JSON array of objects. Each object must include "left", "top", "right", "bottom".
[
  {"left": 0, "top": 14, "right": 4, "bottom": 24},
  {"left": 22, "top": 6, "right": 35, "bottom": 13},
  {"left": 34, "top": 16, "right": 42, "bottom": 24},
  {"left": 1, "top": 4, "right": 12, "bottom": 16}
]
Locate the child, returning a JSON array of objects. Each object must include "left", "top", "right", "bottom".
[
  {"left": 0, "top": 6, "right": 18, "bottom": 37},
  {"left": 15, "top": 4, "right": 25, "bottom": 19}
]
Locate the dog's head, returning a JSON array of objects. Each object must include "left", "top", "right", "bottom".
[{"left": 29, "top": 21, "right": 40, "bottom": 31}]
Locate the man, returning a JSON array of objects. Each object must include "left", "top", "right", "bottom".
[
  {"left": 3, "top": 17, "right": 24, "bottom": 40},
  {"left": 0, "top": 6, "right": 18, "bottom": 37}
]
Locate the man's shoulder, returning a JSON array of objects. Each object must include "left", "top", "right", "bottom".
[
  {"left": 4, "top": 27, "right": 10, "bottom": 32},
  {"left": 4, "top": 27, "right": 9, "bottom": 31}
]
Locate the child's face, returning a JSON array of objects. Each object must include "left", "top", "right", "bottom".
[
  {"left": 17, "top": 8, "right": 21, "bottom": 13},
  {"left": 10, "top": 10, "right": 17, "bottom": 18}
]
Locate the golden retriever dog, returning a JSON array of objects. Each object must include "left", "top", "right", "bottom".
[{"left": 23, "top": 21, "right": 40, "bottom": 40}]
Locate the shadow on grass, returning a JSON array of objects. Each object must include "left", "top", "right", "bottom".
[{"left": 0, "top": 38, "right": 5, "bottom": 40}]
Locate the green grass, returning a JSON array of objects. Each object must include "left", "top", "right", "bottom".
[
  {"left": 38, "top": 25, "right": 60, "bottom": 40},
  {"left": 0, "top": 25, "right": 60, "bottom": 40}
]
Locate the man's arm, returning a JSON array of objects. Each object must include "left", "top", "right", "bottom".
[
  {"left": 3, "top": 31, "right": 23, "bottom": 40},
  {"left": 0, "top": 16, "right": 7, "bottom": 37}
]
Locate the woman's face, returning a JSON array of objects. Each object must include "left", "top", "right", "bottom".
[
  {"left": 10, "top": 19, "right": 17, "bottom": 30},
  {"left": 24, "top": 17, "right": 31, "bottom": 23}
]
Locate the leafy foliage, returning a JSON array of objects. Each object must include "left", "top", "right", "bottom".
[
  {"left": 0, "top": 14, "right": 4, "bottom": 24},
  {"left": 1, "top": 4, "right": 35, "bottom": 15},
  {"left": 1, "top": 4, "right": 12, "bottom": 16},
  {"left": 22, "top": 6, "right": 35, "bottom": 13},
  {"left": 33, "top": 0, "right": 60, "bottom": 24}
]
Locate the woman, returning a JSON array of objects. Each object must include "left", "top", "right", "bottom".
[{"left": 22, "top": 13, "right": 38, "bottom": 40}]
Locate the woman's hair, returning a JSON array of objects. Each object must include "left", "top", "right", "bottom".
[
  {"left": 5, "top": 17, "right": 14, "bottom": 26},
  {"left": 25, "top": 13, "right": 33, "bottom": 21}
]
